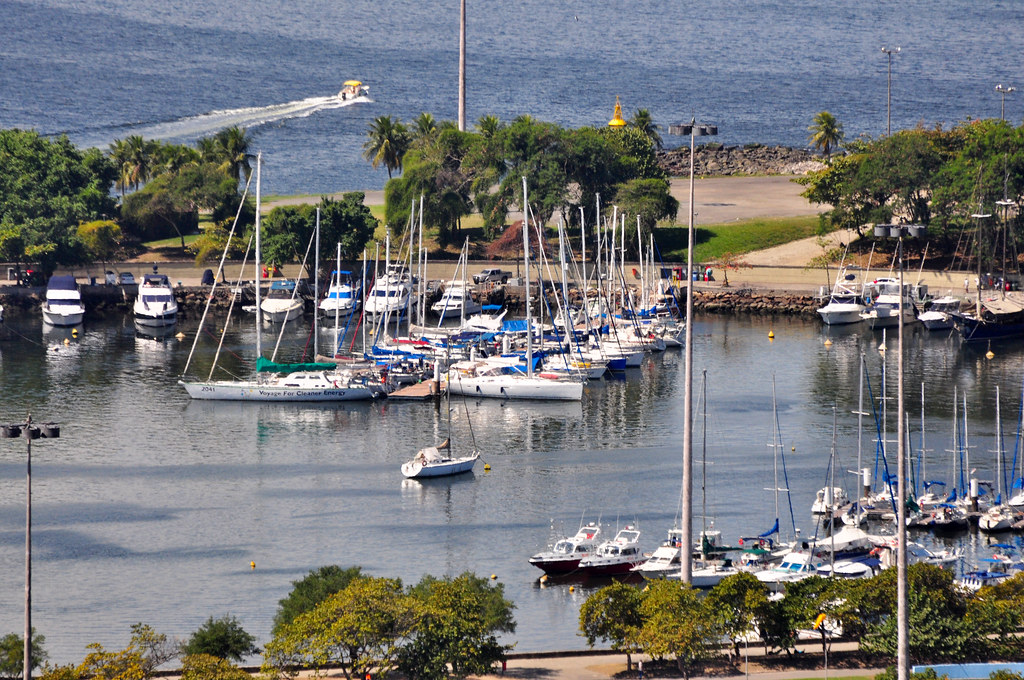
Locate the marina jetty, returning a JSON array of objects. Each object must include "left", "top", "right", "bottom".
[{"left": 657, "top": 143, "right": 825, "bottom": 177}]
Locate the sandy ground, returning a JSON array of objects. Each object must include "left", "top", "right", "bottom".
[{"left": 102, "top": 176, "right": 973, "bottom": 294}]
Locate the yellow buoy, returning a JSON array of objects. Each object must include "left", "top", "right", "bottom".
[
  {"left": 791, "top": 446, "right": 796, "bottom": 452},
  {"left": 608, "top": 95, "right": 627, "bottom": 127},
  {"left": 63, "top": 338, "right": 70, "bottom": 346},
  {"left": 540, "top": 574, "right": 548, "bottom": 583},
  {"left": 490, "top": 574, "right": 497, "bottom": 580},
  {"left": 986, "top": 350, "right": 995, "bottom": 359},
  {"left": 824, "top": 338, "right": 833, "bottom": 348},
  {"left": 175, "top": 332, "right": 186, "bottom": 340},
  {"left": 768, "top": 330, "right": 775, "bottom": 339},
  {"left": 569, "top": 585, "right": 575, "bottom": 592},
  {"left": 250, "top": 561, "right": 256, "bottom": 570},
  {"left": 483, "top": 463, "right": 491, "bottom": 471},
  {"left": 71, "top": 328, "right": 79, "bottom": 337}
]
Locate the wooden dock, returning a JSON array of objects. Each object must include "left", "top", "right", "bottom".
[{"left": 389, "top": 381, "right": 442, "bottom": 401}]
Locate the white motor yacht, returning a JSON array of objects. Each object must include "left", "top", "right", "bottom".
[
  {"left": 261, "top": 280, "right": 304, "bottom": 323},
  {"left": 632, "top": 528, "right": 684, "bottom": 579},
  {"left": 918, "top": 295, "right": 961, "bottom": 331},
  {"left": 133, "top": 274, "right": 178, "bottom": 327},
  {"left": 528, "top": 522, "right": 602, "bottom": 575},
  {"left": 41, "top": 275, "right": 85, "bottom": 326},
  {"left": 860, "top": 278, "right": 920, "bottom": 329},
  {"left": 576, "top": 526, "right": 644, "bottom": 576},
  {"left": 446, "top": 358, "right": 584, "bottom": 401},
  {"left": 319, "top": 270, "right": 361, "bottom": 319},
  {"left": 817, "top": 270, "right": 866, "bottom": 325},
  {"left": 364, "top": 265, "right": 416, "bottom": 315},
  {"left": 431, "top": 281, "right": 482, "bottom": 319}
]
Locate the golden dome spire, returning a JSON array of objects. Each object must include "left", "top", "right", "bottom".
[{"left": 608, "top": 95, "right": 627, "bottom": 127}]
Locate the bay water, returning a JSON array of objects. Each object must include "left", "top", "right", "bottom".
[
  {"left": 0, "top": 312, "right": 1023, "bottom": 662},
  {"left": 4, "top": 0, "right": 1023, "bottom": 195}
]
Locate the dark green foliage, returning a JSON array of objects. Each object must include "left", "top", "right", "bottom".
[
  {"left": 272, "top": 565, "right": 363, "bottom": 635},
  {"left": 398, "top": 573, "right": 516, "bottom": 680},
  {"left": 0, "top": 129, "right": 117, "bottom": 272},
  {"left": 0, "top": 630, "right": 46, "bottom": 680},
  {"left": 261, "top": 194, "right": 377, "bottom": 269},
  {"left": 614, "top": 178, "right": 679, "bottom": 248},
  {"left": 182, "top": 616, "right": 258, "bottom": 662}
]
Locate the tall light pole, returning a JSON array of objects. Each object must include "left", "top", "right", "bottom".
[
  {"left": 996, "top": 84, "right": 1015, "bottom": 122},
  {"left": 1, "top": 415, "right": 60, "bottom": 680},
  {"left": 668, "top": 118, "right": 718, "bottom": 583},
  {"left": 876, "top": 223, "right": 924, "bottom": 680},
  {"left": 882, "top": 47, "right": 901, "bottom": 136}
]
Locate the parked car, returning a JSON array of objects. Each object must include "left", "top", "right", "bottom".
[
  {"left": 118, "top": 272, "right": 136, "bottom": 285},
  {"left": 472, "top": 268, "right": 512, "bottom": 284}
]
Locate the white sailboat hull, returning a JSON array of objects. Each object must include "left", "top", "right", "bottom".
[
  {"left": 179, "top": 380, "right": 375, "bottom": 401},
  {"left": 401, "top": 454, "right": 478, "bottom": 478},
  {"left": 447, "top": 375, "right": 583, "bottom": 401}
]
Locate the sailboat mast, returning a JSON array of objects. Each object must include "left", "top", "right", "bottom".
[
  {"left": 522, "top": 177, "right": 533, "bottom": 379},
  {"left": 314, "top": 207, "right": 320, "bottom": 358},
  {"left": 254, "top": 152, "right": 263, "bottom": 361},
  {"left": 997, "top": 385, "right": 1003, "bottom": 500}
]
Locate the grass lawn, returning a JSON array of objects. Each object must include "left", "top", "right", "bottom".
[
  {"left": 142, "top": 233, "right": 201, "bottom": 249},
  {"left": 653, "top": 215, "right": 821, "bottom": 262}
]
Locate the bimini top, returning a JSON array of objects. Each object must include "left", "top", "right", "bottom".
[
  {"left": 343, "top": 80, "right": 363, "bottom": 87},
  {"left": 47, "top": 274, "right": 78, "bottom": 290}
]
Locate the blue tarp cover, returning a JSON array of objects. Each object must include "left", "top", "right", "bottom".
[{"left": 47, "top": 275, "right": 77, "bottom": 290}]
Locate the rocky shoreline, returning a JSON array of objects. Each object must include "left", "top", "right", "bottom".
[
  {"left": 0, "top": 286, "right": 820, "bottom": 322},
  {"left": 657, "top": 143, "right": 825, "bottom": 177}
]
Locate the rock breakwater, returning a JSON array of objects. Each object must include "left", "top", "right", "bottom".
[{"left": 658, "top": 143, "right": 824, "bottom": 177}]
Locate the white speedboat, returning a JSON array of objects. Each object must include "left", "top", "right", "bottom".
[
  {"left": 529, "top": 522, "right": 602, "bottom": 575},
  {"left": 632, "top": 528, "right": 684, "bottom": 579},
  {"left": 811, "top": 486, "right": 849, "bottom": 515},
  {"left": 41, "top": 275, "right": 85, "bottom": 326},
  {"left": 338, "top": 79, "right": 369, "bottom": 100},
  {"left": 319, "top": 270, "right": 361, "bottom": 318},
  {"left": 576, "top": 526, "right": 644, "bottom": 576},
  {"left": 133, "top": 274, "right": 178, "bottom": 327},
  {"left": 918, "top": 295, "right": 961, "bottom": 331},
  {"left": 817, "top": 270, "right": 865, "bottom": 325},
  {"left": 978, "top": 505, "right": 1021, "bottom": 533},
  {"left": 431, "top": 281, "right": 482, "bottom": 319},
  {"left": 401, "top": 441, "right": 478, "bottom": 479},
  {"left": 364, "top": 265, "right": 416, "bottom": 315},
  {"left": 261, "top": 280, "right": 304, "bottom": 322},
  {"left": 860, "top": 278, "right": 919, "bottom": 329}
]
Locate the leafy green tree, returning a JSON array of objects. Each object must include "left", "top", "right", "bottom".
[
  {"left": 613, "top": 178, "right": 679, "bottom": 246},
  {"left": 781, "top": 576, "right": 856, "bottom": 655},
  {"left": 638, "top": 580, "right": 722, "bottom": 679},
  {"left": 579, "top": 581, "right": 643, "bottom": 670},
  {"left": 272, "top": 565, "right": 363, "bottom": 635},
  {"left": 77, "top": 220, "right": 122, "bottom": 267},
  {"left": 807, "top": 111, "right": 844, "bottom": 158},
  {"left": 860, "top": 563, "right": 989, "bottom": 663},
  {"left": 707, "top": 571, "right": 769, "bottom": 657},
  {"left": 852, "top": 129, "right": 942, "bottom": 225},
  {"left": 151, "top": 142, "right": 201, "bottom": 177},
  {"left": 363, "top": 116, "right": 411, "bottom": 179},
  {"left": 630, "top": 108, "right": 663, "bottom": 150},
  {"left": 0, "top": 630, "right": 47, "bottom": 680},
  {"left": 182, "top": 615, "right": 258, "bottom": 662},
  {"left": 178, "top": 654, "right": 251, "bottom": 680},
  {"left": 260, "top": 194, "right": 377, "bottom": 271},
  {"left": 122, "top": 135, "right": 159, "bottom": 192},
  {"left": 0, "top": 129, "right": 117, "bottom": 272},
  {"left": 76, "top": 623, "right": 178, "bottom": 680},
  {"left": 398, "top": 573, "right": 515, "bottom": 680},
  {"left": 262, "top": 576, "right": 416, "bottom": 680},
  {"left": 0, "top": 227, "right": 27, "bottom": 273},
  {"left": 475, "top": 114, "right": 504, "bottom": 139}
]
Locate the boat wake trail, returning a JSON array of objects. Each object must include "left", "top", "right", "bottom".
[{"left": 73, "top": 94, "right": 369, "bottom": 149}]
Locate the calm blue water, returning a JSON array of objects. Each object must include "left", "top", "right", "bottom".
[
  {"left": 4, "top": 0, "right": 1023, "bottom": 195},
  {"left": 2, "top": 313, "right": 1024, "bottom": 663}
]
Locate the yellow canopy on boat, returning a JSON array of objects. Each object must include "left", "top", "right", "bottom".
[{"left": 343, "top": 80, "right": 363, "bottom": 87}]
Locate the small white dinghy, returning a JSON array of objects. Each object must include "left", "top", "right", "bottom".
[{"left": 401, "top": 439, "right": 479, "bottom": 479}]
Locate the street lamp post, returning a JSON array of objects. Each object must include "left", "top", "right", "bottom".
[
  {"left": 1, "top": 415, "right": 60, "bottom": 680},
  {"left": 875, "top": 223, "right": 924, "bottom": 680},
  {"left": 995, "top": 84, "right": 1015, "bottom": 122},
  {"left": 667, "top": 118, "right": 718, "bottom": 583},
  {"left": 882, "top": 47, "right": 901, "bottom": 136}
]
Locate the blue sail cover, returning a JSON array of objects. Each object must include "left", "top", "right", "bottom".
[
  {"left": 502, "top": 319, "right": 529, "bottom": 333},
  {"left": 759, "top": 518, "right": 779, "bottom": 538}
]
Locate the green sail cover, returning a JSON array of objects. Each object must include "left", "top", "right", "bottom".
[{"left": 256, "top": 357, "right": 338, "bottom": 373}]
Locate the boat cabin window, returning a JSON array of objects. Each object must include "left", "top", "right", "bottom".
[{"left": 554, "top": 541, "right": 571, "bottom": 553}]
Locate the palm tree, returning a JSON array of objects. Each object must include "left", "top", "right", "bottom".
[
  {"left": 808, "top": 111, "right": 844, "bottom": 158},
  {"left": 363, "top": 115, "right": 410, "bottom": 178},
  {"left": 412, "top": 112, "right": 437, "bottom": 146},
  {"left": 629, "top": 108, "right": 662, "bottom": 150},
  {"left": 213, "top": 126, "right": 253, "bottom": 183},
  {"left": 124, "top": 135, "right": 157, "bottom": 191},
  {"left": 476, "top": 114, "right": 503, "bottom": 139},
  {"left": 108, "top": 138, "right": 132, "bottom": 198}
]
